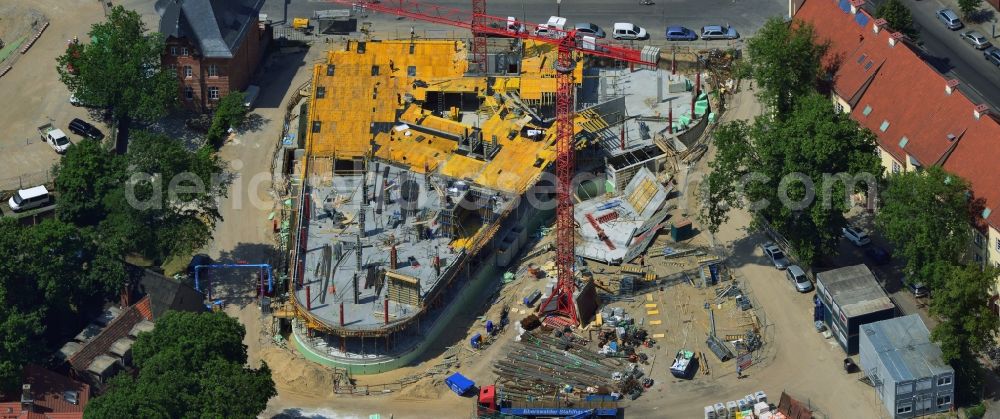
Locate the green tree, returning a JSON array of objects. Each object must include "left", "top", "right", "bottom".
[
  {"left": 208, "top": 91, "right": 248, "bottom": 147},
  {"left": 104, "top": 132, "right": 226, "bottom": 262},
  {"left": 0, "top": 219, "right": 125, "bottom": 392},
  {"left": 702, "top": 93, "right": 882, "bottom": 265},
  {"left": 930, "top": 264, "right": 999, "bottom": 362},
  {"left": 875, "top": 0, "right": 917, "bottom": 40},
  {"left": 84, "top": 312, "right": 276, "bottom": 418},
  {"left": 875, "top": 166, "right": 972, "bottom": 289},
  {"left": 959, "top": 0, "right": 981, "bottom": 19},
  {"left": 56, "top": 6, "right": 177, "bottom": 146},
  {"left": 53, "top": 139, "right": 125, "bottom": 226},
  {"left": 744, "top": 18, "right": 828, "bottom": 116}
]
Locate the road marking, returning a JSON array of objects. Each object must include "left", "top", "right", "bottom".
[
  {"left": 649, "top": 320, "right": 662, "bottom": 325},
  {"left": 645, "top": 303, "right": 657, "bottom": 308},
  {"left": 647, "top": 310, "right": 659, "bottom": 315}
]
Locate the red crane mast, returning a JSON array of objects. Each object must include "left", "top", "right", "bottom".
[{"left": 334, "top": 0, "right": 656, "bottom": 325}]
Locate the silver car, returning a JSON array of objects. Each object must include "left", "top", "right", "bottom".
[
  {"left": 762, "top": 242, "right": 789, "bottom": 270},
  {"left": 574, "top": 22, "right": 606, "bottom": 38},
  {"left": 937, "top": 8, "right": 963, "bottom": 30},
  {"left": 787, "top": 265, "right": 813, "bottom": 292},
  {"left": 962, "top": 31, "right": 992, "bottom": 50}
]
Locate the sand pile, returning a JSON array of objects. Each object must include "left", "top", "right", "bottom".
[
  {"left": 398, "top": 376, "right": 446, "bottom": 400},
  {"left": 260, "top": 346, "right": 336, "bottom": 398}
]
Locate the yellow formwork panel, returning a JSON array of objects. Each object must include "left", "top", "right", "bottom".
[
  {"left": 439, "top": 154, "right": 486, "bottom": 180},
  {"left": 398, "top": 105, "right": 469, "bottom": 138},
  {"left": 374, "top": 129, "right": 457, "bottom": 173},
  {"left": 307, "top": 40, "right": 469, "bottom": 158}
]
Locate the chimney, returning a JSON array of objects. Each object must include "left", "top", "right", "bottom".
[
  {"left": 888, "top": 32, "right": 903, "bottom": 47},
  {"left": 946, "top": 79, "right": 960, "bottom": 95},
  {"left": 20, "top": 384, "right": 33, "bottom": 412},
  {"left": 850, "top": 0, "right": 865, "bottom": 14},
  {"left": 873, "top": 18, "right": 887, "bottom": 34},
  {"left": 975, "top": 104, "right": 990, "bottom": 120}
]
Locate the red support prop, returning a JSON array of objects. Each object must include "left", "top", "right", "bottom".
[
  {"left": 668, "top": 106, "right": 674, "bottom": 134},
  {"left": 384, "top": 298, "right": 390, "bottom": 324},
  {"left": 306, "top": 285, "right": 312, "bottom": 311},
  {"left": 620, "top": 124, "right": 625, "bottom": 150},
  {"left": 340, "top": 302, "right": 345, "bottom": 327}
]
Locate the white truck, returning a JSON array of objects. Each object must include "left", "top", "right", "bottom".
[
  {"left": 534, "top": 16, "right": 567, "bottom": 39},
  {"left": 38, "top": 123, "right": 72, "bottom": 154}
]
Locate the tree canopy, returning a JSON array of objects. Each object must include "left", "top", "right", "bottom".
[
  {"left": 744, "top": 18, "right": 828, "bottom": 116},
  {"left": 875, "top": 166, "right": 973, "bottom": 288},
  {"left": 930, "top": 263, "right": 999, "bottom": 362},
  {"left": 208, "top": 91, "right": 248, "bottom": 147},
  {"left": 54, "top": 131, "right": 227, "bottom": 263},
  {"left": 959, "top": 0, "right": 981, "bottom": 18},
  {"left": 0, "top": 219, "right": 125, "bottom": 392},
  {"left": 84, "top": 311, "right": 276, "bottom": 418},
  {"left": 875, "top": 0, "right": 918, "bottom": 40},
  {"left": 702, "top": 93, "right": 882, "bottom": 265},
  {"left": 56, "top": 6, "right": 177, "bottom": 130}
]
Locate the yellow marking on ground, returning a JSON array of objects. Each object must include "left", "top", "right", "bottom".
[
  {"left": 645, "top": 303, "right": 657, "bottom": 308},
  {"left": 646, "top": 310, "right": 659, "bottom": 316},
  {"left": 652, "top": 333, "right": 666, "bottom": 338},
  {"left": 646, "top": 294, "right": 653, "bottom": 302},
  {"left": 648, "top": 320, "right": 662, "bottom": 325}
]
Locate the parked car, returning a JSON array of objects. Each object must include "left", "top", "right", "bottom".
[
  {"left": 762, "top": 242, "right": 789, "bottom": 270},
  {"left": 906, "top": 280, "right": 929, "bottom": 298},
  {"left": 38, "top": 123, "right": 72, "bottom": 154},
  {"left": 786, "top": 265, "right": 813, "bottom": 292},
  {"left": 534, "top": 16, "right": 567, "bottom": 38},
  {"left": 574, "top": 22, "right": 606, "bottom": 38},
  {"left": 68, "top": 118, "right": 104, "bottom": 140},
  {"left": 842, "top": 226, "right": 871, "bottom": 246},
  {"left": 961, "top": 30, "right": 992, "bottom": 49},
  {"left": 985, "top": 47, "right": 1000, "bottom": 66},
  {"left": 665, "top": 26, "right": 697, "bottom": 41},
  {"left": 936, "top": 8, "right": 963, "bottom": 30},
  {"left": 700, "top": 25, "right": 739, "bottom": 40},
  {"left": 8, "top": 185, "right": 51, "bottom": 212},
  {"left": 864, "top": 245, "right": 891, "bottom": 265},
  {"left": 612, "top": 22, "right": 648, "bottom": 40}
]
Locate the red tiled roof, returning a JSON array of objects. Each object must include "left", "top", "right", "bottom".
[
  {"left": 134, "top": 296, "right": 153, "bottom": 321},
  {"left": 796, "top": 0, "right": 1000, "bottom": 229},
  {"left": 67, "top": 297, "right": 151, "bottom": 373},
  {"left": 0, "top": 364, "right": 89, "bottom": 419}
]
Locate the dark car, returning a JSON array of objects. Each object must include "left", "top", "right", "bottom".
[
  {"left": 665, "top": 26, "right": 697, "bottom": 41},
  {"left": 985, "top": 47, "right": 1000, "bottom": 66},
  {"left": 68, "top": 118, "right": 104, "bottom": 140},
  {"left": 864, "top": 246, "right": 891, "bottom": 265},
  {"left": 906, "top": 280, "right": 929, "bottom": 298},
  {"left": 187, "top": 254, "right": 213, "bottom": 277}
]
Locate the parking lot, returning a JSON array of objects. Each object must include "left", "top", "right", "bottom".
[{"left": 0, "top": 0, "right": 110, "bottom": 192}]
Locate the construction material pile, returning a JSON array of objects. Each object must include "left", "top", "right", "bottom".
[{"left": 494, "top": 330, "right": 648, "bottom": 399}]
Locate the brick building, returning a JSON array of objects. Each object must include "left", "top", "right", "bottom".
[{"left": 156, "top": 0, "right": 270, "bottom": 112}]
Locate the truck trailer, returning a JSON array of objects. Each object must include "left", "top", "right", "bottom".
[{"left": 476, "top": 385, "right": 619, "bottom": 418}]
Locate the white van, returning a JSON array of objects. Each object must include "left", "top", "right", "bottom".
[
  {"left": 612, "top": 22, "right": 648, "bottom": 40},
  {"left": 8, "top": 185, "right": 51, "bottom": 212}
]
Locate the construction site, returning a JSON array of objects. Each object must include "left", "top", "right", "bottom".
[{"left": 264, "top": 1, "right": 789, "bottom": 417}]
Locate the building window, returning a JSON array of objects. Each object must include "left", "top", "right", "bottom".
[
  {"left": 834, "top": 102, "right": 844, "bottom": 113},
  {"left": 995, "top": 238, "right": 1000, "bottom": 252},
  {"left": 170, "top": 46, "right": 177, "bottom": 56},
  {"left": 975, "top": 233, "right": 984, "bottom": 248},
  {"left": 184, "top": 66, "right": 193, "bottom": 78},
  {"left": 897, "top": 383, "right": 912, "bottom": 395},
  {"left": 897, "top": 405, "right": 912, "bottom": 414},
  {"left": 181, "top": 47, "right": 189, "bottom": 56},
  {"left": 938, "top": 376, "right": 952, "bottom": 386},
  {"left": 892, "top": 161, "right": 901, "bottom": 174},
  {"left": 207, "top": 64, "right": 219, "bottom": 77},
  {"left": 184, "top": 87, "right": 193, "bottom": 101},
  {"left": 975, "top": 253, "right": 984, "bottom": 263},
  {"left": 937, "top": 395, "right": 952, "bottom": 406},
  {"left": 208, "top": 87, "right": 220, "bottom": 100}
]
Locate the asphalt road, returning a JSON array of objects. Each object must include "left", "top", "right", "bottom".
[
  {"left": 262, "top": 0, "right": 788, "bottom": 40},
  {"left": 869, "top": 0, "right": 1000, "bottom": 109}
]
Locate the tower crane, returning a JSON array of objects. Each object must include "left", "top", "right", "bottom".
[{"left": 332, "top": 0, "right": 658, "bottom": 325}]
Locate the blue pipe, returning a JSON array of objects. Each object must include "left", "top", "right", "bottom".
[{"left": 194, "top": 263, "right": 274, "bottom": 294}]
